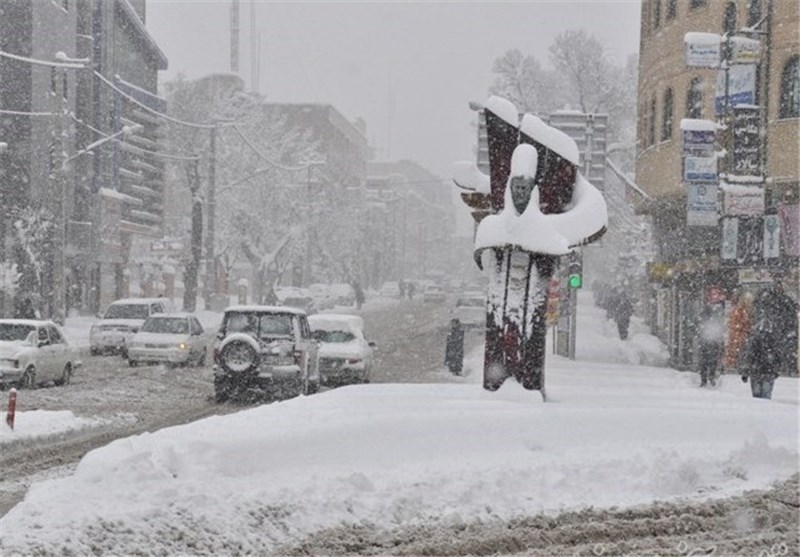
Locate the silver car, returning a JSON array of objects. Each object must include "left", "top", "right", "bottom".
[
  {"left": 127, "top": 314, "right": 207, "bottom": 367},
  {"left": 0, "top": 319, "right": 81, "bottom": 389}
]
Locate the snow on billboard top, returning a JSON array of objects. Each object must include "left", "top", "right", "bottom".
[
  {"left": 684, "top": 32, "right": 722, "bottom": 45},
  {"left": 485, "top": 95, "right": 519, "bottom": 127},
  {"left": 452, "top": 160, "right": 490, "bottom": 194},
  {"left": 679, "top": 119, "right": 718, "bottom": 132},
  {"left": 521, "top": 114, "right": 580, "bottom": 166}
]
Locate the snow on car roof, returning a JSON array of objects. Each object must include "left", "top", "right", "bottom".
[
  {"left": 0, "top": 319, "right": 57, "bottom": 327},
  {"left": 224, "top": 305, "right": 307, "bottom": 316},
  {"left": 144, "top": 312, "right": 194, "bottom": 319},
  {"left": 308, "top": 314, "right": 364, "bottom": 333}
]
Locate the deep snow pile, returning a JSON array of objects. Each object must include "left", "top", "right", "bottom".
[{"left": 2, "top": 292, "right": 796, "bottom": 555}]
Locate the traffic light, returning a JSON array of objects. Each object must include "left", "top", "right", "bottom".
[{"left": 568, "top": 255, "right": 583, "bottom": 289}]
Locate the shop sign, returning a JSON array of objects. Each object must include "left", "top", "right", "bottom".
[
  {"left": 729, "top": 36, "right": 761, "bottom": 65},
  {"left": 686, "top": 183, "right": 718, "bottom": 226},
  {"left": 763, "top": 214, "right": 781, "bottom": 260},
  {"left": 684, "top": 32, "right": 721, "bottom": 68},
  {"left": 715, "top": 65, "right": 756, "bottom": 115},
  {"left": 723, "top": 185, "right": 764, "bottom": 216},
  {"left": 721, "top": 217, "right": 738, "bottom": 260},
  {"left": 735, "top": 217, "right": 763, "bottom": 266},
  {"left": 778, "top": 204, "right": 799, "bottom": 257},
  {"left": 738, "top": 267, "right": 774, "bottom": 284},
  {"left": 681, "top": 119, "right": 716, "bottom": 156},
  {"left": 732, "top": 107, "right": 761, "bottom": 176},
  {"left": 684, "top": 156, "right": 718, "bottom": 183}
]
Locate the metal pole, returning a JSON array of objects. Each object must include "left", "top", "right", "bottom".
[
  {"left": 51, "top": 69, "right": 69, "bottom": 324},
  {"left": 204, "top": 125, "right": 217, "bottom": 309}
]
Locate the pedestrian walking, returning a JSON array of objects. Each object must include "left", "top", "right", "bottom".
[
  {"left": 445, "top": 318, "right": 465, "bottom": 375},
  {"left": 352, "top": 280, "right": 365, "bottom": 310},
  {"left": 724, "top": 291, "right": 753, "bottom": 372},
  {"left": 399, "top": 280, "right": 406, "bottom": 300},
  {"left": 613, "top": 288, "right": 633, "bottom": 340},
  {"left": 740, "top": 315, "right": 781, "bottom": 399},
  {"left": 407, "top": 281, "right": 416, "bottom": 300},
  {"left": 697, "top": 304, "right": 725, "bottom": 386}
]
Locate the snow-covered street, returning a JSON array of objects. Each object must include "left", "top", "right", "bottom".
[{"left": 1, "top": 292, "right": 797, "bottom": 555}]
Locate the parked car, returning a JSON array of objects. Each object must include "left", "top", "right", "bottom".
[
  {"left": 423, "top": 284, "right": 447, "bottom": 303},
  {"left": 89, "top": 297, "right": 174, "bottom": 356},
  {"left": 454, "top": 295, "right": 486, "bottom": 329},
  {"left": 213, "top": 305, "right": 320, "bottom": 403},
  {"left": 276, "top": 287, "right": 317, "bottom": 315},
  {"left": 0, "top": 319, "right": 81, "bottom": 389},
  {"left": 127, "top": 313, "right": 207, "bottom": 367},
  {"left": 308, "top": 283, "right": 336, "bottom": 311},
  {"left": 329, "top": 283, "right": 355, "bottom": 306},
  {"left": 309, "top": 314, "right": 376, "bottom": 387}
]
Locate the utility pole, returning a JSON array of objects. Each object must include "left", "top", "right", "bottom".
[
  {"left": 204, "top": 125, "right": 217, "bottom": 309},
  {"left": 184, "top": 159, "right": 203, "bottom": 313},
  {"left": 50, "top": 67, "right": 69, "bottom": 325}
]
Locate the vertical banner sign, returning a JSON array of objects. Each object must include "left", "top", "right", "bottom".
[
  {"left": 736, "top": 217, "right": 763, "bottom": 265},
  {"left": 686, "top": 183, "right": 719, "bottom": 226},
  {"left": 729, "top": 36, "right": 761, "bottom": 65},
  {"left": 721, "top": 217, "right": 739, "bottom": 260},
  {"left": 778, "top": 204, "right": 800, "bottom": 257},
  {"left": 763, "top": 214, "right": 781, "bottom": 260},
  {"left": 732, "top": 107, "right": 761, "bottom": 177},
  {"left": 715, "top": 65, "right": 757, "bottom": 115}
]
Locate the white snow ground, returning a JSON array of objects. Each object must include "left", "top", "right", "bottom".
[{"left": 1, "top": 292, "right": 797, "bottom": 555}]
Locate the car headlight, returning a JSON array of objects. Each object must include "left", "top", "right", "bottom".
[
  {"left": 178, "top": 342, "right": 188, "bottom": 350},
  {"left": 0, "top": 358, "right": 19, "bottom": 368}
]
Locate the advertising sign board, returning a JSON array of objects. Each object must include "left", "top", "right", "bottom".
[
  {"left": 681, "top": 119, "right": 716, "bottom": 155},
  {"left": 732, "top": 107, "right": 761, "bottom": 176},
  {"left": 686, "top": 183, "right": 718, "bottom": 227},
  {"left": 684, "top": 156, "right": 718, "bottom": 183},
  {"left": 722, "top": 185, "right": 764, "bottom": 216},
  {"left": 715, "top": 65, "right": 756, "bottom": 115},
  {"left": 763, "top": 214, "right": 781, "bottom": 260},
  {"left": 730, "top": 36, "right": 761, "bottom": 65},
  {"left": 684, "top": 32, "right": 721, "bottom": 68}
]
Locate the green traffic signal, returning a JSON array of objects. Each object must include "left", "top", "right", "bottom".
[{"left": 568, "top": 273, "right": 582, "bottom": 289}]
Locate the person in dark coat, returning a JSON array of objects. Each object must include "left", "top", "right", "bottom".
[
  {"left": 352, "top": 281, "right": 365, "bottom": 310},
  {"left": 740, "top": 316, "right": 781, "bottom": 399},
  {"left": 697, "top": 304, "right": 725, "bottom": 387},
  {"left": 445, "top": 318, "right": 465, "bottom": 375},
  {"left": 614, "top": 288, "right": 633, "bottom": 340}
]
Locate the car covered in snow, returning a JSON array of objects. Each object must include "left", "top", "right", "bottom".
[
  {"left": 309, "top": 314, "right": 376, "bottom": 387},
  {"left": 379, "top": 281, "right": 402, "bottom": 298},
  {"left": 89, "top": 297, "right": 174, "bottom": 357},
  {"left": 454, "top": 294, "right": 486, "bottom": 329},
  {"left": 126, "top": 313, "right": 208, "bottom": 367},
  {"left": 423, "top": 283, "right": 447, "bottom": 303},
  {"left": 213, "top": 305, "right": 320, "bottom": 403},
  {"left": 0, "top": 319, "right": 81, "bottom": 389}
]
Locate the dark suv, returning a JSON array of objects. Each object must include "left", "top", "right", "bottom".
[{"left": 213, "top": 306, "right": 320, "bottom": 403}]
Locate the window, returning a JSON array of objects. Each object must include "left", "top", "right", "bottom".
[
  {"left": 723, "top": 2, "right": 737, "bottom": 36},
  {"left": 62, "top": 73, "right": 68, "bottom": 100},
  {"left": 662, "top": 88, "right": 674, "bottom": 141},
  {"left": 779, "top": 57, "right": 800, "bottom": 119},
  {"left": 686, "top": 78, "right": 703, "bottom": 119},
  {"left": 747, "top": 0, "right": 762, "bottom": 27},
  {"left": 654, "top": 0, "right": 661, "bottom": 29},
  {"left": 50, "top": 67, "right": 57, "bottom": 95},
  {"left": 647, "top": 97, "right": 657, "bottom": 147},
  {"left": 38, "top": 327, "right": 49, "bottom": 344},
  {"left": 666, "top": 0, "right": 677, "bottom": 20},
  {"left": 690, "top": 0, "right": 707, "bottom": 8},
  {"left": 47, "top": 326, "right": 65, "bottom": 344}
]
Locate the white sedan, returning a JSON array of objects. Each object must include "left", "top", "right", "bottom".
[
  {"left": 309, "top": 314, "right": 376, "bottom": 387},
  {"left": 0, "top": 319, "right": 81, "bottom": 389},
  {"left": 127, "top": 314, "right": 207, "bottom": 367}
]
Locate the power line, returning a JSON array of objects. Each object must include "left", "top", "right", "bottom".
[
  {"left": 0, "top": 109, "right": 55, "bottom": 117},
  {"left": 232, "top": 124, "right": 323, "bottom": 172},
  {"left": 0, "top": 49, "right": 84, "bottom": 69}
]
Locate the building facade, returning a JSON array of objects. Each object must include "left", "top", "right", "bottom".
[{"left": 636, "top": 0, "right": 798, "bottom": 369}]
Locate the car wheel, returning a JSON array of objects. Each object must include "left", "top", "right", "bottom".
[
  {"left": 219, "top": 340, "right": 259, "bottom": 374},
  {"left": 56, "top": 363, "right": 72, "bottom": 386},
  {"left": 19, "top": 366, "right": 36, "bottom": 389}
]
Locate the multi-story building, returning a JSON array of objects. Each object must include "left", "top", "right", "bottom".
[
  {"left": 0, "top": 0, "right": 169, "bottom": 317},
  {"left": 636, "top": 0, "right": 798, "bottom": 369},
  {"left": 366, "top": 160, "right": 455, "bottom": 288}
]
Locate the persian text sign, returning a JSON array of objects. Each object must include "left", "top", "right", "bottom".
[
  {"left": 715, "top": 65, "right": 756, "bottom": 114},
  {"left": 684, "top": 156, "right": 718, "bottom": 183},
  {"left": 687, "top": 183, "right": 718, "bottom": 227},
  {"left": 723, "top": 186, "right": 764, "bottom": 216},
  {"left": 730, "top": 36, "right": 761, "bottom": 65},
  {"left": 685, "top": 33, "right": 721, "bottom": 68},
  {"left": 732, "top": 107, "right": 761, "bottom": 176}
]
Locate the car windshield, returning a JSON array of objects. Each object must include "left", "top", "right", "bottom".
[
  {"left": 315, "top": 330, "right": 356, "bottom": 343},
  {"left": 104, "top": 304, "right": 150, "bottom": 320},
  {"left": 0, "top": 323, "right": 36, "bottom": 342},
  {"left": 141, "top": 317, "right": 189, "bottom": 334},
  {"left": 457, "top": 298, "right": 484, "bottom": 307},
  {"left": 225, "top": 312, "right": 294, "bottom": 338}
]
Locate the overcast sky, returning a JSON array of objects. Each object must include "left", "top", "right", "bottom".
[{"left": 146, "top": 1, "right": 641, "bottom": 183}]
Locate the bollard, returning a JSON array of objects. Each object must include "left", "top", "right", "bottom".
[{"left": 6, "top": 388, "right": 17, "bottom": 430}]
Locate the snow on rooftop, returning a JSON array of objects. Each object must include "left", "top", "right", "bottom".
[{"left": 679, "top": 118, "right": 719, "bottom": 131}]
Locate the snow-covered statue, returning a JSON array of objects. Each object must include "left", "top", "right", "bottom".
[{"left": 454, "top": 96, "right": 607, "bottom": 396}]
